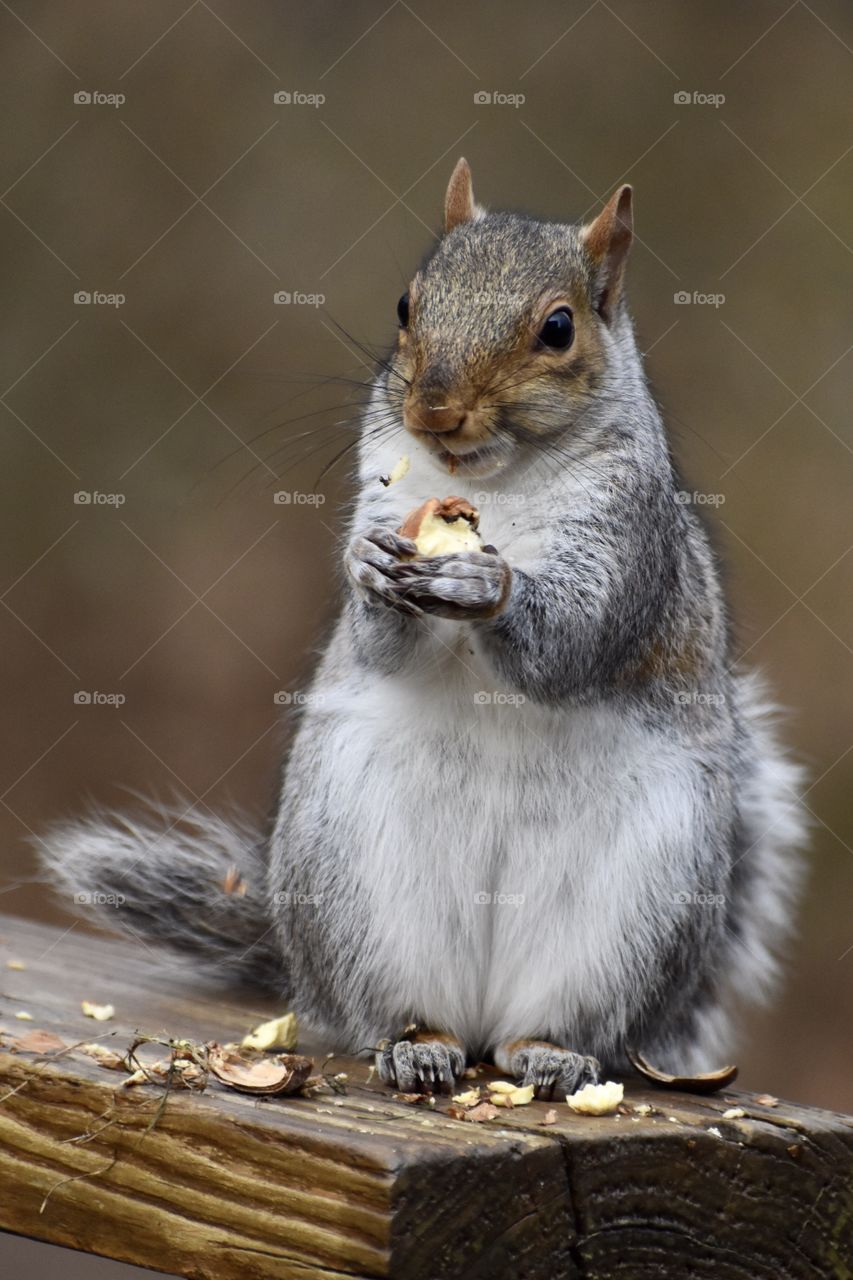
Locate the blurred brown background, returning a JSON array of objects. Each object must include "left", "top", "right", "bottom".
[{"left": 1, "top": 0, "right": 851, "bottom": 1145}]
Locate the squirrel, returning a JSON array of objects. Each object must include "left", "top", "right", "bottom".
[{"left": 42, "top": 159, "right": 806, "bottom": 1098}]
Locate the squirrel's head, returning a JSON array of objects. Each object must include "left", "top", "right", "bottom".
[{"left": 387, "top": 158, "right": 633, "bottom": 477}]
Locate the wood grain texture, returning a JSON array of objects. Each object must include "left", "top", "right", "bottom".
[{"left": 1, "top": 914, "right": 852, "bottom": 1279}]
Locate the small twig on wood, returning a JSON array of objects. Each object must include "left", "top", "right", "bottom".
[
  {"left": 320, "top": 1052, "right": 350, "bottom": 1094},
  {"left": 40, "top": 1153, "right": 120, "bottom": 1214}
]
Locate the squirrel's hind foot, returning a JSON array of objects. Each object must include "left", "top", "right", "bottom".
[
  {"left": 497, "top": 1040, "right": 600, "bottom": 1100},
  {"left": 377, "top": 1032, "right": 466, "bottom": 1093}
]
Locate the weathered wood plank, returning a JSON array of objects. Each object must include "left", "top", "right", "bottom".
[
  {"left": 0, "top": 915, "right": 571, "bottom": 1279},
  {"left": 1, "top": 914, "right": 852, "bottom": 1279}
]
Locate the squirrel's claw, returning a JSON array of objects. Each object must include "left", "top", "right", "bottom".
[
  {"left": 391, "top": 550, "right": 512, "bottom": 621},
  {"left": 512, "top": 1045, "right": 600, "bottom": 1100},
  {"left": 346, "top": 525, "right": 512, "bottom": 621},
  {"left": 346, "top": 526, "right": 422, "bottom": 615},
  {"left": 377, "top": 1036, "right": 465, "bottom": 1093}
]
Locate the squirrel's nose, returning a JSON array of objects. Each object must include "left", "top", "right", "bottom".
[{"left": 404, "top": 398, "right": 467, "bottom": 435}]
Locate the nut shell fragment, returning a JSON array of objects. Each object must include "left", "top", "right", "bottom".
[
  {"left": 627, "top": 1046, "right": 738, "bottom": 1094},
  {"left": 10, "top": 1029, "right": 67, "bottom": 1054},
  {"left": 79, "top": 1042, "right": 125, "bottom": 1070},
  {"left": 455, "top": 1101, "right": 499, "bottom": 1123},
  {"left": 208, "top": 1047, "right": 313, "bottom": 1095}
]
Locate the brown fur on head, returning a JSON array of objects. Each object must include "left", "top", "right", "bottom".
[{"left": 390, "top": 160, "right": 633, "bottom": 475}]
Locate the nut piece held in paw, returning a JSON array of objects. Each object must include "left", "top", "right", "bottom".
[{"left": 399, "top": 496, "right": 482, "bottom": 558}]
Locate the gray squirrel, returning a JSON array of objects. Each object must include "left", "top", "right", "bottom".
[{"left": 43, "top": 159, "right": 806, "bottom": 1097}]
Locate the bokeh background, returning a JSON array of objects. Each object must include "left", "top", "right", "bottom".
[{"left": 1, "top": 0, "right": 851, "bottom": 1163}]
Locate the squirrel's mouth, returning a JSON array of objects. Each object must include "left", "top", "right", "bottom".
[
  {"left": 434, "top": 440, "right": 507, "bottom": 477},
  {"left": 404, "top": 416, "right": 509, "bottom": 476}
]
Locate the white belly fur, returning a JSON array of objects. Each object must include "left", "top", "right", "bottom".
[{"left": 312, "top": 644, "right": 701, "bottom": 1052}]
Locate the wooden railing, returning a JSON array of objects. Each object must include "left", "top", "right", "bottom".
[{"left": 1, "top": 914, "right": 851, "bottom": 1278}]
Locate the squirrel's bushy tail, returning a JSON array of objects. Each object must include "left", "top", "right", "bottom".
[{"left": 39, "top": 806, "right": 283, "bottom": 987}]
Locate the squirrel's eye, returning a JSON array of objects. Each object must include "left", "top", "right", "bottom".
[
  {"left": 537, "top": 306, "right": 574, "bottom": 350},
  {"left": 397, "top": 291, "right": 410, "bottom": 327}
]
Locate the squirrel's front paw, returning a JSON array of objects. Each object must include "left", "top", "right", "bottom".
[
  {"left": 392, "top": 550, "right": 512, "bottom": 621},
  {"left": 376, "top": 1035, "right": 466, "bottom": 1093},
  {"left": 510, "top": 1044, "right": 600, "bottom": 1099},
  {"left": 345, "top": 526, "right": 421, "bottom": 614}
]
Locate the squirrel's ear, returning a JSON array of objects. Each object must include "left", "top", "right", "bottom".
[
  {"left": 581, "top": 185, "right": 633, "bottom": 323},
  {"left": 444, "top": 157, "right": 479, "bottom": 233}
]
